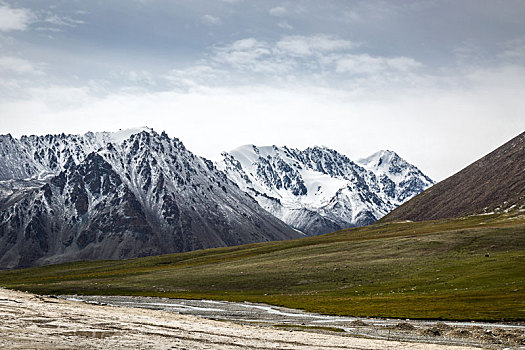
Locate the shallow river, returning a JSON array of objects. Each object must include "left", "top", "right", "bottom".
[{"left": 62, "top": 295, "right": 525, "bottom": 348}]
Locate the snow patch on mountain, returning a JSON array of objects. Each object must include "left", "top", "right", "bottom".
[
  {"left": 357, "top": 150, "right": 434, "bottom": 204},
  {"left": 0, "top": 129, "right": 299, "bottom": 268},
  {"left": 0, "top": 128, "right": 155, "bottom": 182},
  {"left": 218, "top": 145, "right": 434, "bottom": 235}
]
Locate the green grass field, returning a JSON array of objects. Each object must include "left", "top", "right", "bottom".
[{"left": 1, "top": 212, "right": 524, "bottom": 321}]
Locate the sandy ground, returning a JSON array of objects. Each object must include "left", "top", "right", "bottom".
[
  {"left": 0, "top": 288, "right": 484, "bottom": 350},
  {"left": 64, "top": 295, "right": 525, "bottom": 349}
]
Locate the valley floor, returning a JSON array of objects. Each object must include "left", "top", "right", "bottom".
[
  {"left": 0, "top": 288, "right": 479, "bottom": 350},
  {"left": 61, "top": 295, "right": 525, "bottom": 349}
]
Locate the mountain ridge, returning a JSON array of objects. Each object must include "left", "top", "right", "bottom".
[
  {"left": 0, "top": 127, "right": 435, "bottom": 268},
  {"left": 0, "top": 129, "right": 300, "bottom": 268},
  {"left": 381, "top": 131, "right": 525, "bottom": 222},
  {"left": 217, "top": 144, "right": 433, "bottom": 235}
]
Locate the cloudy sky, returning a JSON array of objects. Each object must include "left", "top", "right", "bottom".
[{"left": 1, "top": 0, "right": 524, "bottom": 180}]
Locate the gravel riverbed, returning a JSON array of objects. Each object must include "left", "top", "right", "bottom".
[
  {"left": 65, "top": 294, "right": 524, "bottom": 349},
  {"left": 0, "top": 288, "right": 521, "bottom": 349}
]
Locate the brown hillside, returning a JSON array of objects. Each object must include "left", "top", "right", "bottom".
[{"left": 381, "top": 131, "right": 525, "bottom": 222}]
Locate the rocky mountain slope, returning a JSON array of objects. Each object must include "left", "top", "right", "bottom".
[
  {"left": 381, "top": 131, "right": 525, "bottom": 222},
  {"left": 0, "top": 128, "right": 300, "bottom": 268},
  {"left": 217, "top": 145, "right": 433, "bottom": 235}
]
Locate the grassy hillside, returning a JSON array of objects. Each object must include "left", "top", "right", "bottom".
[{"left": 1, "top": 211, "right": 524, "bottom": 321}]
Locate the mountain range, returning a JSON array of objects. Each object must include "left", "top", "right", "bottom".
[
  {"left": 218, "top": 145, "right": 433, "bottom": 235},
  {"left": 0, "top": 128, "right": 433, "bottom": 268},
  {"left": 0, "top": 128, "right": 299, "bottom": 268}
]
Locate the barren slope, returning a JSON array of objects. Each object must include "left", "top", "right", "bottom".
[{"left": 381, "top": 131, "right": 524, "bottom": 222}]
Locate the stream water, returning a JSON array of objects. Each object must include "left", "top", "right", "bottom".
[{"left": 62, "top": 295, "right": 525, "bottom": 348}]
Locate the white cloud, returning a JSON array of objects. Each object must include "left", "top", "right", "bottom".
[
  {"left": 165, "top": 65, "right": 228, "bottom": 89},
  {"left": 342, "top": 1, "right": 403, "bottom": 23},
  {"left": 277, "top": 21, "right": 293, "bottom": 30},
  {"left": 212, "top": 38, "right": 294, "bottom": 74},
  {"left": 500, "top": 37, "right": 525, "bottom": 62},
  {"left": 387, "top": 56, "right": 422, "bottom": 71},
  {"left": 35, "top": 27, "right": 62, "bottom": 33},
  {"left": 202, "top": 14, "right": 222, "bottom": 25},
  {"left": 0, "top": 5, "right": 86, "bottom": 33},
  {"left": 207, "top": 35, "right": 423, "bottom": 84},
  {"left": 276, "top": 35, "right": 356, "bottom": 56},
  {"left": 269, "top": 6, "right": 287, "bottom": 17},
  {"left": 230, "top": 38, "right": 264, "bottom": 51},
  {"left": 0, "top": 5, "right": 35, "bottom": 31},
  {"left": 0, "top": 56, "right": 42, "bottom": 74},
  {"left": 452, "top": 42, "right": 484, "bottom": 65},
  {"left": 44, "top": 14, "right": 85, "bottom": 27},
  {"left": 334, "top": 54, "right": 422, "bottom": 74},
  {"left": 343, "top": 10, "right": 361, "bottom": 22},
  {"left": 111, "top": 70, "right": 155, "bottom": 86}
]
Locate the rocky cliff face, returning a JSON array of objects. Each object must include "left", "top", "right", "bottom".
[
  {"left": 0, "top": 129, "right": 300, "bottom": 268},
  {"left": 217, "top": 145, "right": 434, "bottom": 235}
]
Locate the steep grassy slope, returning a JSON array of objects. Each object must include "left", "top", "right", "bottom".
[
  {"left": 1, "top": 211, "right": 524, "bottom": 321},
  {"left": 381, "top": 131, "right": 524, "bottom": 223}
]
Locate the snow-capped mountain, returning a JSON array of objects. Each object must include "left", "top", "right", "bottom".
[
  {"left": 356, "top": 150, "right": 435, "bottom": 204},
  {"left": 0, "top": 129, "right": 299, "bottom": 268},
  {"left": 217, "top": 145, "right": 434, "bottom": 235}
]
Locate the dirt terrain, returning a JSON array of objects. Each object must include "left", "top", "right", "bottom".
[
  {"left": 0, "top": 288, "right": 486, "bottom": 350},
  {"left": 68, "top": 295, "right": 525, "bottom": 349}
]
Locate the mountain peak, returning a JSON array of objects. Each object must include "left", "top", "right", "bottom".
[
  {"left": 218, "top": 143, "right": 434, "bottom": 235},
  {"left": 358, "top": 150, "right": 400, "bottom": 167},
  {"left": 85, "top": 126, "right": 155, "bottom": 145}
]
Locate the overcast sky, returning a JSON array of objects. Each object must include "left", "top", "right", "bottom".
[{"left": 1, "top": 0, "right": 524, "bottom": 180}]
